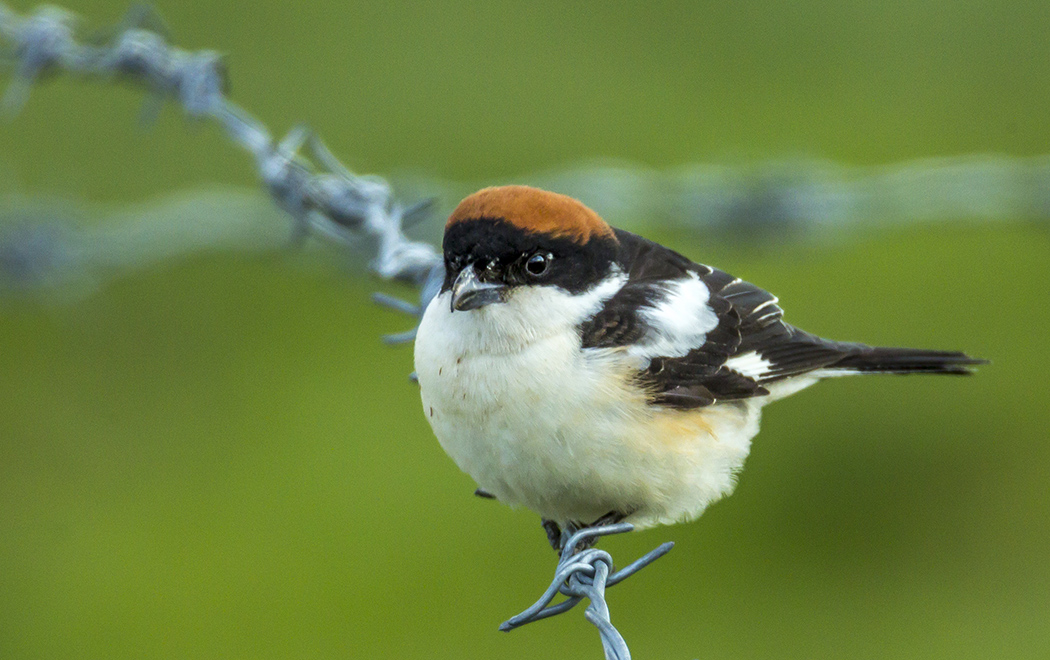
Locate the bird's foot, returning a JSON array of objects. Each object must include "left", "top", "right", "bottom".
[{"left": 541, "top": 518, "right": 562, "bottom": 551}]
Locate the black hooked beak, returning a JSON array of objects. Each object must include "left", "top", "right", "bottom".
[{"left": 450, "top": 266, "right": 507, "bottom": 312}]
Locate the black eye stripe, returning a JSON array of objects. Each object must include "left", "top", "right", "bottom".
[{"left": 441, "top": 217, "right": 617, "bottom": 294}]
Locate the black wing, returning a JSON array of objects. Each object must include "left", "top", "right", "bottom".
[{"left": 580, "top": 229, "right": 855, "bottom": 410}]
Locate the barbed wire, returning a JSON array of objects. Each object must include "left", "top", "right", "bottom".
[
  {"left": 0, "top": 3, "right": 678, "bottom": 657},
  {"left": 0, "top": 2, "right": 443, "bottom": 309},
  {"left": 1, "top": 4, "right": 1047, "bottom": 310},
  {"left": 501, "top": 523, "right": 675, "bottom": 660},
  {"left": 4, "top": 151, "right": 1047, "bottom": 301},
  {"left": 392, "top": 152, "right": 1050, "bottom": 246}
]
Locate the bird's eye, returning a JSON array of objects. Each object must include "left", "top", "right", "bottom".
[{"left": 525, "top": 252, "right": 552, "bottom": 277}]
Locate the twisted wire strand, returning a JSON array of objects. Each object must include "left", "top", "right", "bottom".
[
  {"left": 0, "top": 2, "right": 443, "bottom": 314},
  {"left": 392, "top": 153, "right": 1050, "bottom": 243},
  {"left": 501, "top": 524, "right": 675, "bottom": 660},
  {"left": 1, "top": 3, "right": 1047, "bottom": 317}
]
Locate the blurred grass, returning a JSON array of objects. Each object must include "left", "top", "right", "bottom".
[{"left": 1, "top": 1, "right": 1048, "bottom": 659}]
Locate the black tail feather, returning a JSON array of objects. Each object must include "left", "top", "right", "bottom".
[{"left": 832, "top": 347, "right": 987, "bottom": 375}]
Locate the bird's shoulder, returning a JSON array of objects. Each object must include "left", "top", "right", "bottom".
[{"left": 579, "top": 228, "right": 847, "bottom": 409}]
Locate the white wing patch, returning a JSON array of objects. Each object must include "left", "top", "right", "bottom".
[
  {"left": 630, "top": 272, "right": 720, "bottom": 359},
  {"left": 724, "top": 351, "right": 774, "bottom": 379}
]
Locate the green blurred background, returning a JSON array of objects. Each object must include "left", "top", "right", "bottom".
[{"left": 1, "top": 1, "right": 1048, "bottom": 658}]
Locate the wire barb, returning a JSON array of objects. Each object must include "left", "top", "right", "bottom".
[
  {"left": 500, "top": 523, "right": 674, "bottom": 660},
  {"left": 0, "top": 1, "right": 441, "bottom": 315}
]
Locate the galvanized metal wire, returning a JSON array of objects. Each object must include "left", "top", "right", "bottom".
[
  {"left": 501, "top": 524, "right": 674, "bottom": 660},
  {"left": 0, "top": 1, "right": 443, "bottom": 311},
  {"left": 2, "top": 3, "right": 1048, "bottom": 311}
]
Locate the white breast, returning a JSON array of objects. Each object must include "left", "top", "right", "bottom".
[{"left": 413, "top": 281, "right": 765, "bottom": 529}]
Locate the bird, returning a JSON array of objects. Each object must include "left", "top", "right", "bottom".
[{"left": 413, "top": 185, "right": 983, "bottom": 550}]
